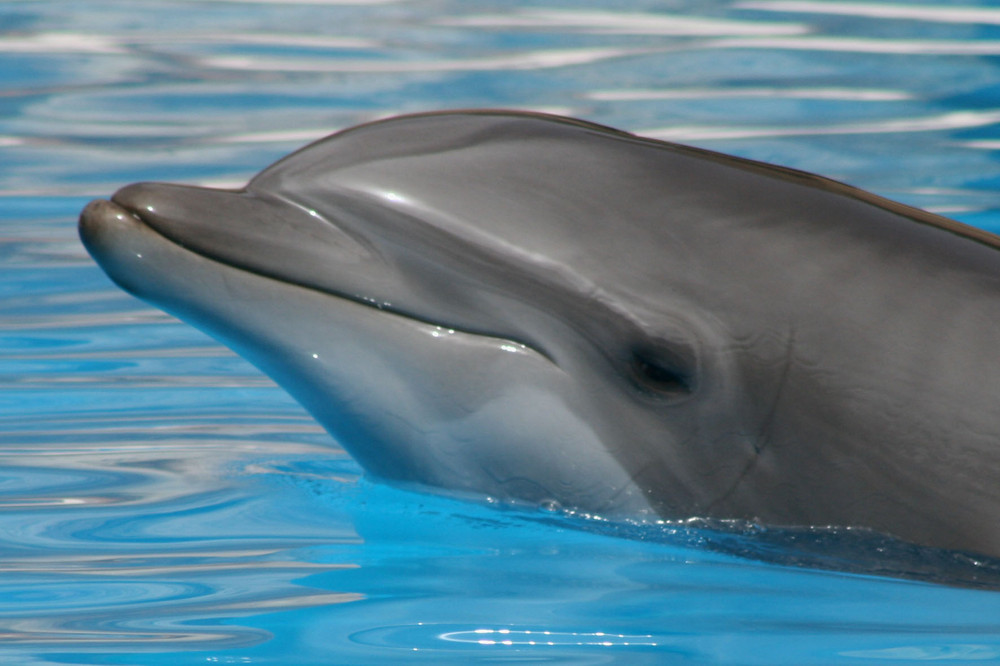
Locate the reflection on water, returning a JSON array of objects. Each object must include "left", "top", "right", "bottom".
[
  {"left": 0, "top": 407, "right": 362, "bottom": 650},
  {"left": 642, "top": 109, "right": 1000, "bottom": 142},
  {"left": 738, "top": 1, "right": 1000, "bottom": 25},
  {"left": 4, "top": 0, "right": 1000, "bottom": 663}
]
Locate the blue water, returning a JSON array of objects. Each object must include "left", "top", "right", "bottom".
[{"left": 5, "top": 0, "right": 1000, "bottom": 663}]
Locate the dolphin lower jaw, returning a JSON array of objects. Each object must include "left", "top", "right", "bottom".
[{"left": 79, "top": 198, "right": 661, "bottom": 517}]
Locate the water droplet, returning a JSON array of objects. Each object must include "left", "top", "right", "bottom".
[{"left": 539, "top": 499, "right": 561, "bottom": 512}]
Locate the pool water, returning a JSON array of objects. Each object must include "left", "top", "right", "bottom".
[{"left": 4, "top": 1, "right": 1000, "bottom": 663}]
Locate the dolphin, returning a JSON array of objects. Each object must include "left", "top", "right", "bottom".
[{"left": 79, "top": 110, "right": 1000, "bottom": 558}]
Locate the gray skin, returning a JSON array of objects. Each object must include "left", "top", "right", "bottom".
[{"left": 79, "top": 110, "right": 1000, "bottom": 557}]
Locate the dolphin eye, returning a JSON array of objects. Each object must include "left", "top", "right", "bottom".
[{"left": 629, "top": 346, "right": 695, "bottom": 396}]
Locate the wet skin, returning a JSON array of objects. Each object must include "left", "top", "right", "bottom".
[{"left": 80, "top": 111, "right": 1000, "bottom": 557}]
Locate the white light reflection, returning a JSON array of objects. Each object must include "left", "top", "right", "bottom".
[
  {"left": 588, "top": 87, "right": 911, "bottom": 102},
  {"left": 439, "top": 9, "right": 807, "bottom": 36},
  {"left": 200, "top": 47, "right": 644, "bottom": 73},
  {"left": 708, "top": 35, "right": 1000, "bottom": 55},
  {"left": 642, "top": 109, "right": 1000, "bottom": 142},
  {"left": 440, "top": 628, "right": 660, "bottom": 647},
  {"left": 210, "top": 129, "right": 338, "bottom": 145},
  {"left": 959, "top": 140, "right": 1000, "bottom": 151},
  {"left": 0, "top": 33, "right": 125, "bottom": 54},
  {"left": 173, "top": 0, "right": 400, "bottom": 4},
  {"left": 738, "top": 1, "right": 1000, "bottom": 26},
  {"left": 429, "top": 327, "right": 456, "bottom": 339}
]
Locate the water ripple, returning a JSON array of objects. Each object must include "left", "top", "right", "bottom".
[
  {"left": 200, "top": 47, "right": 650, "bottom": 73},
  {"left": 0, "top": 31, "right": 377, "bottom": 54},
  {"left": 352, "top": 624, "right": 673, "bottom": 649},
  {"left": 707, "top": 35, "right": 1000, "bottom": 55},
  {"left": 642, "top": 110, "right": 1000, "bottom": 142},
  {"left": 438, "top": 9, "right": 808, "bottom": 36},
  {"left": 588, "top": 87, "right": 912, "bottom": 102},
  {"left": 5, "top": 0, "right": 1000, "bottom": 662},
  {"left": 173, "top": 0, "right": 400, "bottom": 4},
  {"left": 0, "top": 404, "right": 361, "bottom": 651},
  {"left": 0, "top": 33, "right": 125, "bottom": 55},
  {"left": 738, "top": 1, "right": 1000, "bottom": 26}
]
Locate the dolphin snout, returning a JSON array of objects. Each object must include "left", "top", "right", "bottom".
[
  {"left": 78, "top": 198, "right": 142, "bottom": 254},
  {"left": 111, "top": 182, "right": 246, "bottom": 239},
  {"left": 103, "top": 180, "right": 380, "bottom": 298}
]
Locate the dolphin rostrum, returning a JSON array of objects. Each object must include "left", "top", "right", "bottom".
[{"left": 79, "top": 110, "right": 1000, "bottom": 558}]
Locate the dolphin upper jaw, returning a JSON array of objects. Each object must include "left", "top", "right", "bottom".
[{"left": 104, "top": 182, "right": 569, "bottom": 359}]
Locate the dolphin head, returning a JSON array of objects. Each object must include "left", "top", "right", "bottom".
[
  {"left": 81, "top": 110, "right": 1000, "bottom": 557},
  {"left": 79, "top": 111, "right": 759, "bottom": 519}
]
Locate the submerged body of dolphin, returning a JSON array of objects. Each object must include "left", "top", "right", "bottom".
[{"left": 80, "top": 111, "right": 1000, "bottom": 558}]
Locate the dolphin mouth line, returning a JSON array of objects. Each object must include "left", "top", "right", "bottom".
[{"left": 101, "top": 195, "right": 557, "bottom": 364}]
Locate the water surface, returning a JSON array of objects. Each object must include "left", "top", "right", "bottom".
[{"left": 4, "top": 1, "right": 1000, "bottom": 663}]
